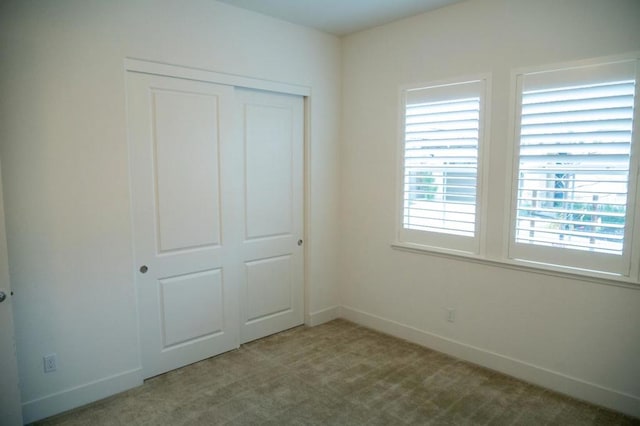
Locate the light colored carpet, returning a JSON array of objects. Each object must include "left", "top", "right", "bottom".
[{"left": 34, "top": 319, "right": 637, "bottom": 425}]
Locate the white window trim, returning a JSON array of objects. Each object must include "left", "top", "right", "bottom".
[
  {"left": 394, "top": 74, "right": 492, "bottom": 256},
  {"left": 392, "top": 53, "right": 640, "bottom": 289},
  {"left": 505, "top": 54, "right": 640, "bottom": 280},
  {"left": 391, "top": 241, "right": 640, "bottom": 289}
]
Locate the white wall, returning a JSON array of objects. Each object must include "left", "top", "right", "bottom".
[
  {"left": 4, "top": 0, "right": 640, "bottom": 421},
  {"left": 0, "top": 0, "right": 341, "bottom": 422},
  {"left": 340, "top": 0, "right": 640, "bottom": 417}
]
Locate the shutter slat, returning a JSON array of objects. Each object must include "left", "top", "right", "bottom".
[
  {"left": 519, "top": 142, "right": 630, "bottom": 153},
  {"left": 518, "top": 154, "right": 630, "bottom": 164},
  {"left": 405, "top": 130, "right": 479, "bottom": 140},
  {"left": 406, "top": 140, "right": 478, "bottom": 148},
  {"left": 515, "top": 224, "right": 624, "bottom": 241},
  {"left": 522, "top": 96, "right": 634, "bottom": 114},
  {"left": 516, "top": 206, "right": 626, "bottom": 219},
  {"left": 517, "top": 191, "right": 627, "bottom": 199},
  {"left": 407, "top": 122, "right": 479, "bottom": 132},
  {"left": 406, "top": 111, "right": 479, "bottom": 123},
  {"left": 521, "top": 119, "right": 632, "bottom": 135},
  {"left": 523, "top": 82, "right": 635, "bottom": 104},
  {"left": 521, "top": 107, "right": 632, "bottom": 125},
  {"left": 514, "top": 234, "right": 622, "bottom": 255},
  {"left": 521, "top": 131, "right": 631, "bottom": 145}
]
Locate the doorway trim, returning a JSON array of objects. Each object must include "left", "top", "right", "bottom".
[{"left": 124, "top": 58, "right": 310, "bottom": 97}]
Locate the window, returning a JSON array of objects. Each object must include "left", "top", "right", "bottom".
[
  {"left": 398, "top": 78, "right": 488, "bottom": 253},
  {"left": 509, "top": 59, "right": 639, "bottom": 276}
]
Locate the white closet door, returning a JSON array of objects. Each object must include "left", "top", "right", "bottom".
[
  {"left": 127, "top": 72, "right": 240, "bottom": 379},
  {"left": 236, "top": 89, "right": 304, "bottom": 344}
]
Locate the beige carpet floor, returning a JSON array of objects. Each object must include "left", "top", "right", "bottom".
[{"left": 34, "top": 319, "right": 638, "bottom": 425}]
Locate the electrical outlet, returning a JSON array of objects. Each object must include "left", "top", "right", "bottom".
[
  {"left": 43, "top": 353, "right": 57, "bottom": 373},
  {"left": 447, "top": 308, "right": 456, "bottom": 323}
]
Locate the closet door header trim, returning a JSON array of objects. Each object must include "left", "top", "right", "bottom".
[{"left": 124, "top": 58, "right": 311, "bottom": 97}]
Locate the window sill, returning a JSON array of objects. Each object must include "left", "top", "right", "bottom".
[{"left": 391, "top": 241, "right": 640, "bottom": 290}]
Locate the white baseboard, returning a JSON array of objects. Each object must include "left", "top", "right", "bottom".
[
  {"left": 340, "top": 305, "right": 640, "bottom": 419},
  {"left": 20, "top": 308, "right": 640, "bottom": 420},
  {"left": 22, "top": 368, "right": 143, "bottom": 423},
  {"left": 306, "top": 305, "right": 341, "bottom": 327}
]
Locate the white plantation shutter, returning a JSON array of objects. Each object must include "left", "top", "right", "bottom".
[
  {"left": 399, "top": 79, "right": 487, "bottom": 253},
  {"left": 510, "top": 60, "right": 639, "bottom": 275}
]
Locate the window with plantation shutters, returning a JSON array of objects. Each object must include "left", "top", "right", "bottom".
[
  {"left": 398, "top": 78, "right": 488, "bottom": 253},
  {"left": 510, "top": 59, "right": 639, "bottom": 275}
]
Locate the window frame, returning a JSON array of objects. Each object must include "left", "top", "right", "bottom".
[
  {"left": 395, "top": 74, "right": 492, "bottom": 256},
  {"left": 504, "top": 55, "right": 640, "bottom": 279},
  {"left": 392, "top": 54, "right": 640, "bottom": 288}
]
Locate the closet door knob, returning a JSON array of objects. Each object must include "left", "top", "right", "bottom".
[{"left": 139, "top": 265, "right": 148, "bottom": 274}]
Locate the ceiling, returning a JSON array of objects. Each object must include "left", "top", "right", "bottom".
[{"left": 217, "top": 0, "right": 465, "bottom": 36}]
